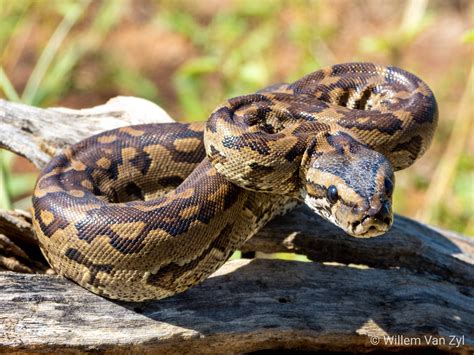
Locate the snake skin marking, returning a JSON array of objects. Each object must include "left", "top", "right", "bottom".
[{"left": 33, "top": 63, "right": 437, "bottom": 301}]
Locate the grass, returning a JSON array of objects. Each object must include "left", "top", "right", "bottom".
[{"left": 0, "top": 0, "right": 472, "bottom": 235}]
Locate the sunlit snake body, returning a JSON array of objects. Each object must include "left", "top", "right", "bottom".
[{"left": 32, "top": 63, "right": 437, "bottom": 301}]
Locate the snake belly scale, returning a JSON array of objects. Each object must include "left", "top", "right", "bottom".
[{"left": 33, "top": 63, "right": 437, "bottom": 301}]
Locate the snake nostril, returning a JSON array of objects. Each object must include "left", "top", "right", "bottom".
[
  {"left": 352, "top": 220, "right": 361, "bottom": 230},
  {"left": 374, "top": 206, "right": 391, "bottom": 224}
]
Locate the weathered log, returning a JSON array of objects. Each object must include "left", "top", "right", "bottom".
[
  {"left": 1, "top": 255, "right": 472, "bottom": 354},
  {"left": 244, "top": 206, "right": 474, "bottom": 287},
  {"left": 0, "top": 97, "right": 472, "bottom": 354},
  {"left": 0, "top": 209, "right": 48, "bottom": 273}
]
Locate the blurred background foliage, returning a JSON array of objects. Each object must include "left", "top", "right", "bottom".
[{"left": 0, "top": 0, "right": 472, "bottom": 236}]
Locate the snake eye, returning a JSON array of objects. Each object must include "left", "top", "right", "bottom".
[
  {"left": 327, "top": 185, "right": 338, "bottom": 204},
  {"left": 384, "top": 178, "right": 394, "bottom": 197}
]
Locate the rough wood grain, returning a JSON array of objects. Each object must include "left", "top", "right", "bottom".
[
  {"left": 0, "top": 97, "right": 472, "bottom": 353},
  {"left": 243, "top": 206, "right": 474, "bottom": 287},
  {"left": 1, "top": 257, "right": 472, "bottom": 354},
  {"left": 0, "top": 209, "right": 49, "bottom": 273}
]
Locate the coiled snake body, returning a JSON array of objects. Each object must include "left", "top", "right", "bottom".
[{"left": 33, "top": 63, "right": 437, "bottom": 301}]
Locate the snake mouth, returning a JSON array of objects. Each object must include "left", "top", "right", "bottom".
[{"left": 349, "top": 215, "right": 391, "bottom": 238}]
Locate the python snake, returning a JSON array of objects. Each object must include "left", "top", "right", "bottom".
[{"left": 32, "top": 63, "right": 438, "bottom": 301}]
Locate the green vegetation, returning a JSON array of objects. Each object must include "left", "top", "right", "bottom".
[{"left": 0, "top": 0, "right": 472, "bottom": 235}]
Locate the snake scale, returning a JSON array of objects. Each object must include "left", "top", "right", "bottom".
[{"left": 32, "top": 63, "right": 438, "bottom": 301}]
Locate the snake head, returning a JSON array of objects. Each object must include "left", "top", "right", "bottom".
[{"left": 300, "top": 132, "right": 395, "bottom": 238}]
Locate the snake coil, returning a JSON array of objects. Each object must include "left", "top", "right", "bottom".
[{"left": 33, "top": 63, "right": 437, "bottom": 301}]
